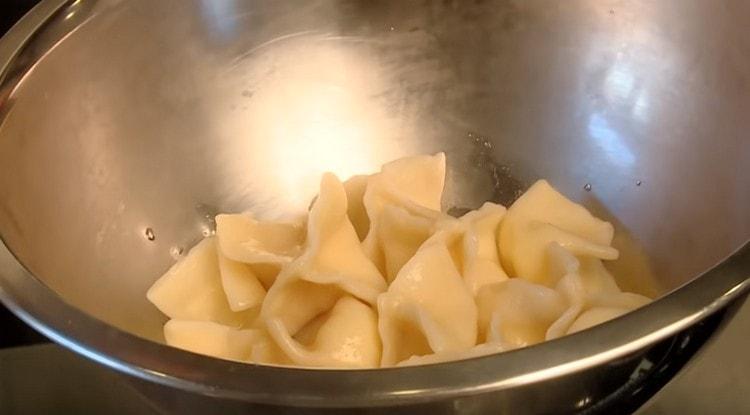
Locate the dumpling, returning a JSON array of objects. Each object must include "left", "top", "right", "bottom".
[
  {"left": 266, "top": 296, "right": 380, "bottom": 368},
  {"left": 566, "top": 307, "right": 631, "bottom": 334},
  {"left": 378, "top": 233, "right": 477, "bottom": 366},
  {"left": 214, "top": 213, "right": 306, "bottom": 309},
  {"left": 164, "top": 320, "right": 290, "bottom": 365},
  {"left": 216, "top": 251, "right": 266, "bottom": 311},
  {"left": 147, "top": 237, "right": 251, "bottom": 327},
  {"left": 361, "top": 153, "right": 446, "bottom": 275},
  {"left": 262, "top": 173, "right": 386, "bottom": 338},
  {"left": 545, "top": 244, "right": 651, "bottom": 339},
  {"left": 146, "top": 153, "right": 656, "bottom": 369},
  {"left": 245, "top": 325, "right": 293, "bottom": 365},
  {"left": 476, "top": 279, "right": 567, "bottom": 349},
  {"left": 396, "top": 342, "right": 505, "bottom": 366},
  {"left": 215, "top": 213, "right": 305, "bottom": 265},
  {"left": 377, "top": 205, "right": 440, "bottom": 282},
  {"left": 342, "top": 174, "right": 370, "bottom": 241},
  {"left": 163, "top": 320, "right": 259, "bottom": 362},
  {"left": 498, "top": 180, "right": 618, "bottom": 286},
  {"left": 370, "top": 152, "right": 446, "bottom": 212},
  {"left": 455, "top": 202, "right": 509, "bottom": 294}
]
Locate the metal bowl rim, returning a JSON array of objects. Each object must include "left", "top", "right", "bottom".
[{"left": 0, "top": 0, "right": 748, "bottom": 408}]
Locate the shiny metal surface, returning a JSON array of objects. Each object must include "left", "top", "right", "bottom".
[{"left": 0, "top": 0, "right": 748, "bottom": 413}]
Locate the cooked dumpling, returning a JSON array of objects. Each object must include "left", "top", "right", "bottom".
[
  {"left": 378, "top": 205, "right": 440, "bottom": 282},
  {"left": 214, "top": 213, "right": 306, "bottom": 309},
  {"left": 146, "top": 153, "right": 655, "bottom": 369},
  {"left": 371, "top": 152, "right": 446, "bottom": 211},
  {"left": 361, "top": 153, "right": 446, "bottom": 275},
  {"left": 342, "top": 174, "right": 370, "bottom": 241},
  {"left": 217, "top": 250, "right": 266, "bottom": 311},
  {"left": 378, "top": 232, "right": 477, "bottom": 366},
  {"left": 456, "top": 202, "right": 509, "bottom": 294},
  {"left": 267, "top": 296, "right": 380, "bottom": 368},
  {"left": 566, "top": 307, "right": 632, "bottom": 334},
  {"left": 164, "top": 320, "right": 259, "bottom": 361},
  {"left": 545, "top": 244, "right": 651, "bottom": 339},
  {"left": 164, "top": 319, "right": 290, "bottom": 365},
  {"left": 147, "top": 237, "right": 251, "bottom": 327},
  {"left": 262, "top": 173, "right": 386, "bottom": 337},
  {"left": 245, "top": 326, "right": 293, "bottom": 365},
  {"left": 498, "top": 180, "right": 618, "bottom": 286},
  {"left": 215, "top": 213, "right": 305, "bottom": 265},
  {"left": 476, "top": 279, "right": 567, "bottom": 349},
  {"left": 396, "top": 342, "right": 505, "bottom": 366}
]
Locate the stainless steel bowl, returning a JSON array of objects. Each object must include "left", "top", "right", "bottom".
[{"left": 0, "top": 0, "right": 748, "bottom": 413}]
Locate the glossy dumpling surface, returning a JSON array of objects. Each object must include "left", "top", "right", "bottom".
[
  {"left": 378, "top": 233, "right": 477, "bottom": 366},
  {"left": 361, "top": 153, "right": 446, "bottom": 276},
  {"left": 146, "top": 154, "right": 653, "bottom": 369},
  {"left": 147, "top": 237, "right": 251, "bottom": 327},
  {"left": 498, "top": 180, "right": 618, "bottom": 286},
  {"left": 215, "top": 213, "right": 305, "bottom": 264},
  {"left": 267, "top": 296, "right": 380, "bottom": 368},
  {"left": 261, "top": 173, "right": 386, "bottom": 338}
]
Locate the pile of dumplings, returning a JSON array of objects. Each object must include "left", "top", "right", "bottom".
[{"left": 147, "top": 153, "right": 651, "bottom": 368}]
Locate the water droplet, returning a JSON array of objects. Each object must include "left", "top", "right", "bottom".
[
  {"left": 583, "top": 183, "right": 592, "bottom": 191},
  {"left": 201, "top": 227, "right": 213, "bottom": 237},
  {"left": 636, "top": 180, "right": 642, "bottom": 186},
  {"left": 170, "top": 246, "right": 184, "bottom": 259},
  {"left": 389, "top": 26, "right": 395, "bottom": 31},
  {"left": 482, "top": 141, "right": 492, "bottom": 149},
  {"left": 144, "top": 228, "right": 155, "bottom": 241},
  {"left": 204, "top": 214, "right": 216, "bottom": 226}
]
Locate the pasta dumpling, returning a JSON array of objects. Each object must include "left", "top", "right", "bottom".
[
  {"left": 261, "top": 173, "right": 386, "bottom": 338},
  {"left": 164, "top": 320, "right": 259, "bottom": 362},
  {"left": 215, "top": 213, "right": 305, "bottom": 265},
  {"left": 476, "top": 279, "right": 567, "bottom": 349},
  {"left": 378, "top": 233, "right": 477, "bottom": 366},
  {"left": 217, "top": 252, "right": 266, "bottom": 311},
  {"left": 377, "top": 205, "right": 440, "bottom": 282},
  {"left": 342, "top": 174, "right": 370, "bottom": 241},
  {"left": 360, "top": 153, "right": 446, "bottom": 277},
  {"left": 454, "top": 202, "right": 509, "bottom": 294},
  {"left": 267, "top": 295, "right": 380, "bottom": 368},
  {"left": 147, "top": 153, "right": 654, "bottom": 369},
  {"left": 147, "top": 237, "right": 251, "bottom": 327},
  {"left": 498, "top": 180, "right": 618, "bottom": 286},
  {"left": 545, "top": 243, "right": 651, "bottom": 340},
  {"left": 396, "top": 342, "right": 505, "bottom": 366},
  {"left": 214, "top": 213, "right": 306, "bottom": 310}
]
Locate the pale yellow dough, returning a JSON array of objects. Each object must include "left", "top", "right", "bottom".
[{"left": 146, "top": 153, "right": 652, "bottom": 368}]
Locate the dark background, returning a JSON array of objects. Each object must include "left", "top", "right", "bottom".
[
  {"left": 0, "top": 0, "right": 47, "bottom": 348},
  {"left": 0, "top": 1, "right": 39, "bottom": 35}
]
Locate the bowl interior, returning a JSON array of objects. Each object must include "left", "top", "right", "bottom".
[{"left": 0, "top": 0, "right": 748, "bottom": 341}]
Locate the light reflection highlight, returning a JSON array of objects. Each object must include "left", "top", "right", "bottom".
[
  {"left": 199, "top": 0, "right": 239, "bottom": 40},
  {"left": 215, "top": 36, "right": 401, "bottom": 215},
  {"left": 587, "top": 113, "right": 635, "bottom": 167}
]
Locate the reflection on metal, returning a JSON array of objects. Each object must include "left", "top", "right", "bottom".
[
  {"left": 199, "top": 0, "right": 239, "bottom": 40},
  {"left": 604, "top": 65, "right": 636, "bottom": 103},
  {"left": 587, "top": 113, "right": 636, "bottom": 167},
  {"left": 0, "top": 0, "right": 748, "bottom": 413}
]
